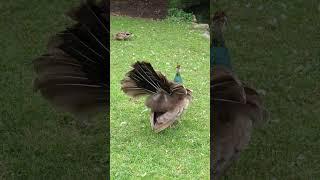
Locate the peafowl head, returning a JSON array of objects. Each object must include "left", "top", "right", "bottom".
[
  {"left": 212, "top": 11, "right": 228, "bottom": 32},
  {"left": 174, "top": 64, "right": 183, "bottom": 84},
  {"left": 176, "top": 64, "right": 181, "bottom": 73}
]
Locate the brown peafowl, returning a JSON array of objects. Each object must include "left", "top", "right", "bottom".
[
  {"left": 121, "top": 61, "right": 192, "bottom": 133},
  {"left": 114, "top": 32, "right": 133, "bottom": 40},
  {"left": 33, "top": 0, "right": 109, "bottom": 126},
  {"left": 210, "top": 11, "right": 267, "bottom": 178}
]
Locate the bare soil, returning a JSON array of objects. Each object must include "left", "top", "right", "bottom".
[{"left": 110, "top": 0, "right": 168, "bottom": 19}]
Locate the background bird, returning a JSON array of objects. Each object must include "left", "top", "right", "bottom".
[
  {"left": 114, "top": 32, "right": 133, "bottom": 40},
  {"left": 33, "top": 0, "right": 109, "bottom": 126},
  {"left": 121, "top": 61, "right": 192, "bottom": 133},
  {"left": 210, "top": 11, "right": 267, "bottom": 179}
]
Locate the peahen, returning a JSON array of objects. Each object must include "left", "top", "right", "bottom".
[
  {"left": 210, "top": 11, "right": 267, "bottom": 178},
  {"left": 114, "top": 32, "right": 133, "bottom": 40},
  {"left": 33, "top": 0, "right": 109, "bottom": 126},
  {"left": 121, "top": 61, "right": 192, "bottom": 133}
]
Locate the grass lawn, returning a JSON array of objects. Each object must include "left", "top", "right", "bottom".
[
  {"left": 212, "top": 0, "right": 320, "bottom": 179},
  {"left": 110, "top": 16, "right": 210, "bottom": 179},
  {"left": 0, "top": 1, "right": 108, "bottom": 179}
]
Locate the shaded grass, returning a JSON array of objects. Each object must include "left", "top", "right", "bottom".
[
  {"left": 110, "top": 16, "right": 210, "bottom": 179},
  {"left": 212, "top": 0, "right": 320, "bottom": 179},
  {"left": 0, "top": 1, "right": 108, "bottom": 179}
]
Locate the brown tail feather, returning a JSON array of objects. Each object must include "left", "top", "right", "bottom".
[
  {"left": 121, "top": 61, "right": 171, "bottom": 97},
  {"left": 121, "top": 61, "right": 191, "bottom": 112},
  {"left": 33, "top": 0, "right": 109, "bottom": 116},
  {"left": 211, "top": 65, "right": 267, "bottom": 178}
]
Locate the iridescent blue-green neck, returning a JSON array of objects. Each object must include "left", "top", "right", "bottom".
[
  {"left": 174, "top": 71, "right": 183, "bottom": 84},
  {"left": 211, "top": 20, "right": 232, "bottom": 69},
  {"left": 210, "top": 46, "right": 232, "bottom": 69}
]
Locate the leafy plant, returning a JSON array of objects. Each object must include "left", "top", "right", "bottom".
[{"left": 166, "top": 8, "right": 193, "bottom": 23}]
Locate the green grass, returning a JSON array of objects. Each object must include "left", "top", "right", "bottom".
[
  {"left": 212, "top": 0, "right": 320, "bottom": 179},
  {"left": 0, "top": 1, "right": 108, "bottom": 179},
  {"left": 110, "top": 16, "right": 210, "bottom": 179}
]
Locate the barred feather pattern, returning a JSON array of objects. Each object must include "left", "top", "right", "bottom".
[{"left": 33, "top": 0, "right": 109, "bottom": 115}]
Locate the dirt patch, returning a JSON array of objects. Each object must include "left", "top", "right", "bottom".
[{"left": 110, "top": 0, "right": 168, "bottom": 19}]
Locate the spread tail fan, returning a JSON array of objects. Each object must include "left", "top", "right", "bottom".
[
  {"left": 211, "top": 66, "right": 267, "bottom": 178},
  {"left": 121, "top": 61, "right": 192, "bottom": 132},
  {"left": 212, "top": 66, "right": 267, "bottom": 126},
  {"left": 121, "top": 61, "right": 171, "bottom": 97},
  {"left": 33, "top": 0, "right": 109, "bottom": 119}
]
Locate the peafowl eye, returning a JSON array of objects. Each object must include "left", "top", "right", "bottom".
[{"left": 121, "top": 61, "right": 192, "bottom": 133}]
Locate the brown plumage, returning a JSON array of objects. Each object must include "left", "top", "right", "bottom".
[
  {"left": 211, "top": 66, "right": 267, "bottom": 178},
  {"left": 114, "top": 32, "right": 132, "bottom": 40},
  {"left": 33, "top": 0, "right": 109, "bottom": 125},
  {"left": 121, "top": 61, "right": 192, "bottom": 133},
  {"left": 211, "top": 11, "right": 267, "bottom": 179}
]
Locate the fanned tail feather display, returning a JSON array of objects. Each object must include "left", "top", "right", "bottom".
[
  {"left": 121, "top": 61, "right": 171, "bottom": 97},
  {"left": 33, "top": 0, "right": 109, "bottom": 116},
  {"left": 121, "top": 61, "right": 192, "bottom": 132}
]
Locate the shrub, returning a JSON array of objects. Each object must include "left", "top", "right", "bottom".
[{"left": 166, "top": 8, "right": 193, "bottom": 22}]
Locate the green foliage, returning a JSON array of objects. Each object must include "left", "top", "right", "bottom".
[
  {"left": 167, "top": 8, "right": 193, "bottom": 22},
  {"left": 169, "top": 0, "right": 188, "bottom": 8}
]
